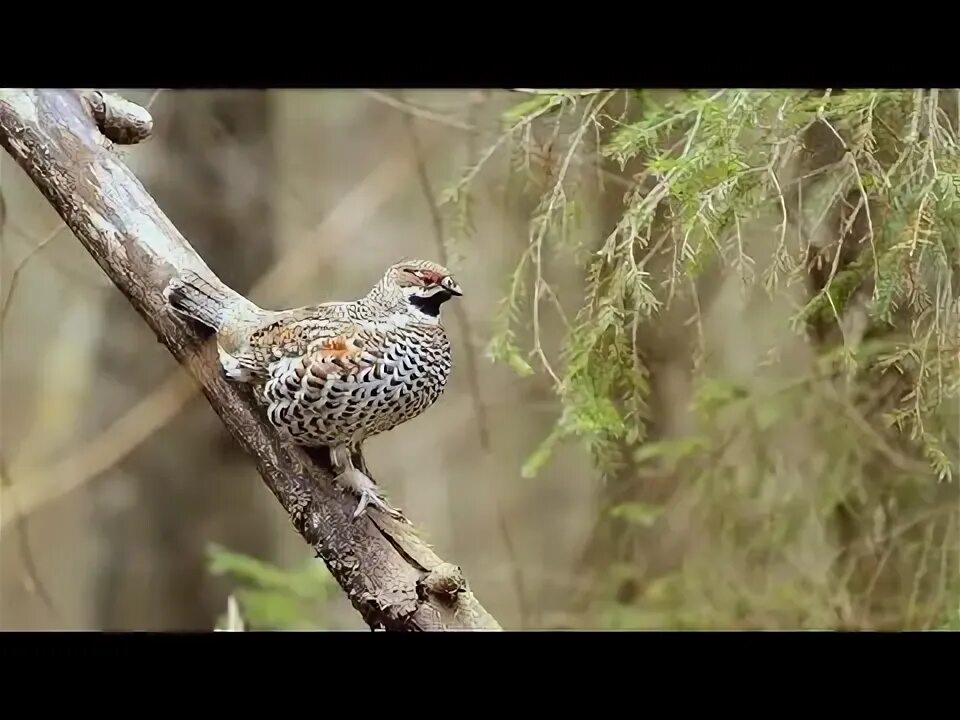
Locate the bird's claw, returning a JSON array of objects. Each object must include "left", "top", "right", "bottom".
[
  {"left": 333, "top": 466, "right": 408, "bottom": 523},
  {"left": 353, "top": 488, "right": 407, "bottom": 523}
]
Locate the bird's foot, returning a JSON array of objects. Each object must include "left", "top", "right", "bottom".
[
  {"left": 218, "top": 347, "right": 254, "bottom": 382},
  {"left": 353, "top": 486, "right": 407, "bottom": 522},
  {"left": 334, "top": 466, "right": 408, "bottom": 523}
]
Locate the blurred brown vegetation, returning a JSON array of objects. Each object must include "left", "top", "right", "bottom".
[{"left": 1, "top": 89, "right": 957, "bottom": 630}]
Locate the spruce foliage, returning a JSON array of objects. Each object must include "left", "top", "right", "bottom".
[{"left": 444, "top": 89, "right": 960, "bottom": 629}]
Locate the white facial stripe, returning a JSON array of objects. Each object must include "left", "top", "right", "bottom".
[{"left": 402, "top": 285, "right": 446, "bottom": 297}]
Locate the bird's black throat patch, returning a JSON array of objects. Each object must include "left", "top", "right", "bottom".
[{"left": 409, "top": 291, "right": 452, "bottom": 317}]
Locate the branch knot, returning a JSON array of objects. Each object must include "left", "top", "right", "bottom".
[
  {"left": 418, "top": 562, "right": 467, "bottom": 605},
  {"left": 80, "top": 90, "right": 153, "bottom": 145}
]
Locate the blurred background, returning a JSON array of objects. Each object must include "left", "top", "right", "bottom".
[{"left": 1, "top": 89, "right": 958, "bottom": 630}]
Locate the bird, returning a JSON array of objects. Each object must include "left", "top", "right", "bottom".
[{"left": 162, "top": 258, "right": 463, "bottom": 522}]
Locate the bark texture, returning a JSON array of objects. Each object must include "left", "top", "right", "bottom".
[{"left": 0, "top": 88, "right": 500, "bottom": 631}]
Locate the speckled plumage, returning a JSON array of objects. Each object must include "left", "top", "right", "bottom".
[
  {"left": 163, "top": 259, "right": 463, "bottom": 520},
  {"left": 258, "top": 304, "right": 453, "bottom": 448}
]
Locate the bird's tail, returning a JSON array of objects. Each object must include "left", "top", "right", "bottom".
[{"left": 163, "top": 270, "right": 235, "bottom": 331}]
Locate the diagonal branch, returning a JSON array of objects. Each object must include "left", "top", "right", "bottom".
[{"left": 0, "top": 88, "right": 500, "bottom": 631}]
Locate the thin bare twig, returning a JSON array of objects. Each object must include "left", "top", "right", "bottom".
[
  {"left": 0, "top": 457, "right": 58, "bottom": 619},
  {"left": 1, "top": 224, "right": 67, "bottom": 325},
  {"left": 816, "top": 385, "right": 934, "bottom": 475},
  {"left": 364, "top": 90, "right": 476, "bottom": 133},
  {"left": 399, "top": 99, "right": 491, "bottom": 452},
  {"left": 1, "top": 136, "right": 103, "bottom": 622},
  {"left": 0, "top": 369, "right": 197, "bottom": 531},
  {"left": 2, "top": 90, "right": 165, "bottom": 324},
  {"left": 444, "top": 100, "right": 561, "bottom": 204},
  {"left": 494, "top": 498, "right": 532, "bottom": 628},
  {"left": 818, "top": 114, "right": 880, "bottom": 295},
  {"left": 511, "top": 89, "right": 608, "bottom": 97},
  {"left": 530, "top": 92, "right": 617, "bottom": 388}
]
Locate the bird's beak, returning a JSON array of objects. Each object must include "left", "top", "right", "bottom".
[{"left": 441, "top": 275, "right": 463, "bottom": 296}]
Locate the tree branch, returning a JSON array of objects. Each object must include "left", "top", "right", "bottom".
[{"left": 0, "top": 88, "right": 500, "bottom": 631}]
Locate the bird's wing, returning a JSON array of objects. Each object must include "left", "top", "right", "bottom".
[
  {"left": 261, "top": 321, "right": 393, "bottom": 411},
  {"left": 245, "top": 309, "right": 355, "bottom": 362},
  {"left": 298, "top": 326, "right": 389, "bottom": 382}
]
